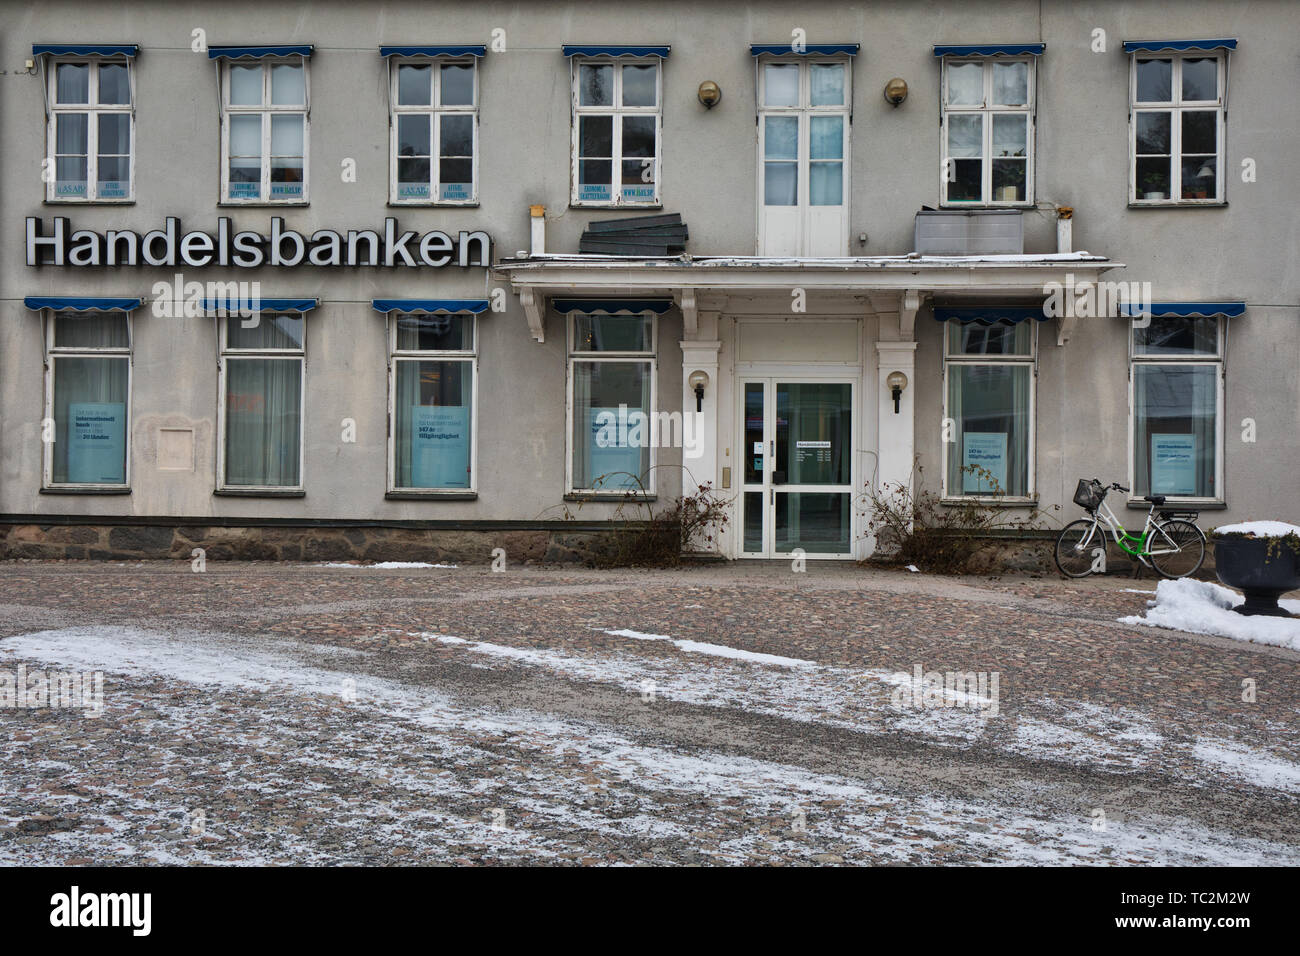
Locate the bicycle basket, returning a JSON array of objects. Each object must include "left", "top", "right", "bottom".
[{"left": 1073, "top": 479, "right": 1106, "bottom": 510}]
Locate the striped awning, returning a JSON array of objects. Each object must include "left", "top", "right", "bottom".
[
  {"left": 552, "top": 298, "right": 673, "bottom": 315},
  {"left": 933, "top": 43, "right": 1045, "bottom": 57},
  {"left": 32, "top": 44, "right": 139, "bottom": 57},
  {"left": 207, "top": 45, "right": 313, "bottom": 60},
  {"left": 201, "top": 297, "right": 319, "bottom": 313},
  {"left": 1118, "top": 302, "right": 1245, "bottom": 318},
  {"left": 1122, "top": 39, "right": 1237, "bottom": 54},
  {"left": 934, "top": 306, "right": 1048, "bottom": 325},
  {"left": 379, "top": 45, "right": 487, "bottom": 58},
  {"left": 24, "top": 296, "right": 142, "bottom": 312},
  {"left": 371, "top": 299, "right": 490, "bottom": 315},
  {"left": 563, "top": 45, "right": 670, "bottom": 58},
  {"left": 750, "top": 43, "right": 859, "bottom": 56}
]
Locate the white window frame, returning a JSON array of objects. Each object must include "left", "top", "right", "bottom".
[
  {"left": 755, "top": 56, "right": 852, "bottom": 256},
  {"left": 219, "top": 57, "right": 310, "bottom": 204},
  {"left": 216, "top": 313, "right": 307, "bottom": 492},
  {"left": 45, "top": 57, "right": 136, "bottom": 202},
  {"left": 42, "top": 309, "right": 134, "bottom": 490},
  {"left": 939, "top": 56, "right": 1036, "bottom": 207},
  {"left": 565, "top": 311, "right": 658, "bottom": 495},
  {"left": 386, "top": 313, "right": 479, "bottom": 493},
  {"left": 940, "top": 319, "right": 1037, "bottom": 502},
  {"left": 1129, "top": 52, "right": 1226, "bottom": 206},
  {"left": 388, "top": 57, "right": 479, "bottom": 205},
  {"left": 1127, "top": 317, "right": 1225, "bottom": 504},
  {"left": 570, "top": 56, "right": 663, "bottom": 208}
]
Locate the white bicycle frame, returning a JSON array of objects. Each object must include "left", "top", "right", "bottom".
[{"left": 1072, "top": 495, "right": 1184, "bottom": 565}]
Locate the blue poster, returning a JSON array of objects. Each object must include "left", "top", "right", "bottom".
[
  {"left": 588, "top": 407, "right": 643, "bottom": 489},
  {"left": 1151, "top": 433, "right": 1196, "bottom": 495},
  {"left": 410, "top": 405, "right": 470, "bottom": 488},
  {"left": 67, "top": 402, "right": 126, "bottom": 484},
  {"left": 962, "top": 432, "right": 1008, "bottom": 494}
]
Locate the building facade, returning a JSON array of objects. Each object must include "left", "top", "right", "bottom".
[{"left": 2, "top": 0, "right": 1297, "bottom": 562}]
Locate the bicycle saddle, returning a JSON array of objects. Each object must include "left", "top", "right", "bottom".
[{"left": 1144, "top": 494, "right": 1167, "bottom": 505}]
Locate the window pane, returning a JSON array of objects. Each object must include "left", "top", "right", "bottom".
[
  {"left": 439, "top": 114, "right": 472, "bottom": 155},
  {"left": 775, "top": 382, "right": 851, "bottom": 486},
  {"left": 946, "top": 61, "right": 983, "bottom": 105},
  {"left": 398, "top": 113, "right": 430, "bottom": 157},
  {"left": 579, "top": 64, "right": 613, "bottom": 106},
  {"left": 810, "top": 115, "right": 842, "bottom": 159},
  {"left": 992, "top": 61, "right": 1028, "bottom": 106},
  {"left": 228, "top": 313, "right": 304, "bottom": 350},
  {"left": 1181, "top": 57, "right": 1217, "bottom": 101},
  {"left": 1181, "top": 110, "right": 1216, "bottom": 154},
  {"left": 763, "top": 63, "right": 798, "bottom": 106},
  {"left": 991, "top": 113, "right": 1026, "bottom": 156},
  {"left": 743, "top": 383, "right": 764, "bottom": 485},
  {"left": 97, "top": 112, "right": 130, "bottom": 154},
  {"left": 270, "top": 63, "right": 305, "bottom": 106},
  {"left": 440, "top": 63, "right": 474, "bottom": 105},
  {"left": 228, "top": 114, "right": 261, "bottom": 196},
  {"left": 56, "top": 63, "right": 89, "bottom": 104},
  {"left": 947, "top": 320, "right": 1031, "bottom": 356},
  {"left": 1181, "top": 156, "right": 1216, "bottom": 199},
  {"left": 991, "top": 159, "right": 1025, "bottom": 200},
  {"left": 621, "top": 116, "right": 656, "bottom": 199},
  {"left": 229, "top": 64, "right": 262, "bottom": 105},
  {"left": 398, "top": 160, "right": 431, "bottom": 196},
  {"left": 774, "top": 494, "right": 850, "bottom": 554},
  {"left": 947, "top": 113, "right": 982, "bottom": 157},
  {"left": 52, "top": 356, "right": 129, "bottom": 484},
  {"left": 54, "top": 312, "right": 129, "bottom": 348},
  {"left": 571, "top": 361, "right": 651, "bottom": 491},
  {"left": 55, "top": 114, "right": 88, "bottom": 197},
  {"left": 946, "top": 364, "right": 1030, "bottom": 496},
  {"left": 270, "top": 115, "right": 304, "bottom": 196},
  {"left": 1133, "top": 365, "right": 1217, "bottom": 497},
  {"left": 621, "top": 64, "right": 656, "bottom": 106},
  {"left": 98, "top": 63, "right": 130, "bottom": 105},
  {"left": 56, "top": 113, "right": 88, "bottom": 154},
  {"left": 579, "top": 114, "right": 613, "bottom": 157},
  {"left": 765, "top": 163, "right": 797, "bottom": 205},
  {"left": 1136, "top": 59, "right": 1172, "bottom": 102},
  {"left": 743, "top": 491, "right": 764, "bottom": 552},
  {"left": 1135, "top": 111, "right": 1170, "bottom": 154},
  {"left": 397, "top": 64, "right": 431, "bottom": 105},
  {"left": 224, "top": 358, "right": 302, "bottom": 487},
  {"left": 270, "top": 113, "right": 303, "bottom": 154},
  {"left": 395, "top": 314, "right": 473, "bottom": 351},
  {"left": 810, "top": 63, "right": 844, "bottom": 106},
  {"left": 946, "top": 113, "right": 982, "bottom": 201},
  {"left": 1136, "top": 155, "right": 1171, "bottom": 198},
  {"left": 572, "top": 314, "right": 652, "bottom": 352},
  {"left": 621, "top": 115, "right": 655, "bottom": 157},
  {"left": 764, "top": 115, "right": 798, "bottom": 160},
  {"left": 809, "top": 163, "right": 842, "bottom": 205},
  {"left": 579, "top": 161, "right": 612, "bottom": 200},
  {"left": 1134, "top": 316, "right": 1218, "bottom": 356},
  {"left": 394, "top": 360, "right": 473, "bottom": 488}
]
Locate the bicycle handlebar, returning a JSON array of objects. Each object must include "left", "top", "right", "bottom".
[{"left": 1092, "top": 478, "right": 1130, "bottom": 493}]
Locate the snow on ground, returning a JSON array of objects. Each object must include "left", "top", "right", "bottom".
[
  {"left": 1212, "top": 521, "right": 1300, "bottom": 538},
  {"left": 1120, "top": 579, "right": 1300, "bottom": 652},
  {"left": 4, "top": 624, "right": 1297, "bottom": 865},
  {"left": 318, "top": 562, "right": 458, "bottom": 569}
]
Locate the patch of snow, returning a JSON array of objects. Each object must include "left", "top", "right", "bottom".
[
  {"left": 600, "top": 628, "right": 815, "bottom": 668},
  {"left": 905, "top": 565, "right": 920, "bottom": 573},
  {"left": 1194, "top": 739, "right": 1300, "bottom": 792},
  {"left": 1119, "top": 579, "right": 1300, "bottom": 651},
  {"left": 1212, "top": 521, "right": 1300, "bottom": 539},
  {"left": 319, "top": 562, "right": 457, "bottom": 569}
]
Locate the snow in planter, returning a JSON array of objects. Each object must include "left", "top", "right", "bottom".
[
  {"left": 1119, "top": 578, "right": 1300, "bottom": 651},
  {"left": 1211, "top": 521, "right": 1300, "bottom": 540}
]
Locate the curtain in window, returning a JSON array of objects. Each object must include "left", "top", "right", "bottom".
[
  {"left": 224, "top": 358, "right": 302, "bottom": 486},
  {"left": 394, "top": 360, "right": 473, "bottom": 488},
  {"left": 53, "top": 355, "right": 129, "bottom": 484},
  {"left": 1134, "top": 364, "right": 1217, "bottom": 497}
]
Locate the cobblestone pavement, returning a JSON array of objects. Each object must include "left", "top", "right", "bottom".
[{"left": 2, "top": 560, "right": 1297, "bottom": 866}]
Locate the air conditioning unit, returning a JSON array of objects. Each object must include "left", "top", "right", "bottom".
[{"left": 914, "top": 209, "right": 1024, "bottom": 255}]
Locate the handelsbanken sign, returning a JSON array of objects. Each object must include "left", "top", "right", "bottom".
[{"left": 26, "top": 216, "right": 491, "bottom": 268}]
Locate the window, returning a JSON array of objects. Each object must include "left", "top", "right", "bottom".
[
  {"left": 758, "top": 58, "right": 850, "bottom": 255},
  {"left": 941, "top": 58, "right": 1034, "bottom": 205},
  {"left": 44, "top": 310, "right": 132, "bottom": 488},
  {"left": 389, "top": 313, "right": 476, "bottom": 491},
  {"left": 1131, "top": 317, "right": 1222, "bottom": 500},
  {"left": 571, "top": 58, "right": 661, "bottom": 206},
  {"left": 1130, "top": 54, "right": 1224, "bottom": 203},
  {"left": 390, "top": 58, "right": 478, "bottom": 203},
  {"left": 221, "top": 58, "right": 308, "bottom": 202},
  {"left": 943, "top": 319, "right": 1035, "bottom": 498},
  {"left": 219, "top": 313, "right": 305, "bottom": 490},
  {"left": 46, "top": 59, "right": 133, "bottom": 201},
  {"left": 568, "top": 312, "right": 656, "bottom": 493}
]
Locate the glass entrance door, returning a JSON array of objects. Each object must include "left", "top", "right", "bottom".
[{"left": 740, "top": 379, "right": 854, "bottom": 557}]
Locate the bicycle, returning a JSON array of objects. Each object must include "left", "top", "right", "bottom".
[{"left": 1054, "top": 478, "right": 1206, "bottom": 579}]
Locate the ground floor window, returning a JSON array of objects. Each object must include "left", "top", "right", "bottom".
[
  {"left": 390, "top": 313, "right": 476, "bottom": 490},
  {"left": 46, "top": 310, "right": 131, "bottom": 486},
  {"left": 220, "top": 314, "right": 304, "bottom": 489}
]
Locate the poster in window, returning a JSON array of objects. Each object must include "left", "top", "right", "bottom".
[
  {"left": 962, "top": 432, "right": 1008, "bottom": 494},
  {"left": 1150, "top": 433, "right": 1196, "bottom": 495},
  {"left": 67, "top": 402, "right": 126, "bottom": 484},
  {"left": 409, "top": 405, "right": 470, "bottom": 488},
  {"left": 588, "top": 407, "right": 642, "bottom": 489}
]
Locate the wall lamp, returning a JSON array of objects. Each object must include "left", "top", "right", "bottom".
[
  {"left": 883, "top": 77, "right": 908, "bottom": 107},
  {"left": 886, "top": 371, "right": 908, "bottom": 413},
  {"left": 688, "top": 370, "right": 710, "bottom": 411},
  {"left": 697, "top": 80, "right": 721, "bottom": 109}
]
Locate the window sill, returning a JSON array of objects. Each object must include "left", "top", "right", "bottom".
[
  {"left": 217, "top": 201, "right": 309, "bottom": 208},
  {"left": 387, "top": 201, "right": 480, "bottom": 209},
  {"left": 385, "top": 491, "right": 478, "bottom": 500},
  {"left": 214, "top": 488, "right": 305, "bottom": 498},
  {"left": 40, "top": 485, "right": 131, "bottom": 495},
  {"left": 1128, "top": 200, "right": 1227, "bottom": 209},
  {"left": 1126, "top": 498, "right": 1225, "bottom": 510},
  {"left": 568, "top": 202, "right": 663, "bottom": 212},
  {"left": 44, "top": 198, "right": 136, "bottom": 206},
  {"left": 937, "top": 202, "right": 1034, "bottom": 210},
  {"left": 940, "top": 496, "right": 1037, "bottom": 507},
  {"left": 564, "top": 492, "right": 656, "bottom": 504}
]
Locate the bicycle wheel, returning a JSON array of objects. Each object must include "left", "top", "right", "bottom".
[
  {"left": 1148, "top": 519, "right": 1206, "bottom": 579},
  {"left": 1055, "top": 519, "right": 1104, "bottom": 578}
]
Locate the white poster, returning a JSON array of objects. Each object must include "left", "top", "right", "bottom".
[
  {"left": 588, "top": 407, "right": 643, "bottom": 489},
  {"left": 67, "top": 402, "right": 126, "bottom": 484},
  {"left": 1151, "top": 433, "right": 1196, "bottom": 495},
  {"left": 409, "top": 405, "right": 470, "bottom": 488},
  {"left": 962, "top": 432, "right": 1008, "bottom": 494}
]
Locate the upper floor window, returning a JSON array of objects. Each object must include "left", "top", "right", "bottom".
[
  {"left": 940, "top": 56, "right": 1035, "bottom": 205},
  {"left": 390, "top": 56, "right": 479, "bottom": 204},
  {"left": 220, "top": 56, "right": 309, "bottom": 203},
  {"left": 46, "top": 58, "right": 134, "bottom": 201},
  {"left": 1129, "top": 51, "right": 1226, "bottom": 204},
  {"left": 570, "top": 57, "right": 661, "bottom": 206}
]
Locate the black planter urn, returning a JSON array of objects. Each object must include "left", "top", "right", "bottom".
[{"left": 1213, "top": 536, "right": 1300, "bottom": 617}]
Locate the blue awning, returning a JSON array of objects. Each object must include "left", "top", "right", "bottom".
[
  {"left": 24, "top": 296, "right": 141, "bottom": 313},
  {"left": 372, "top": 299, "right": 489, "bottom": 315},
  {"left": 379, "top": 45, "right": 487, "bottom": 58},
  {"left": 1118, "top": 302, "right": 1245, "bottom": 318},
  {"left": 552, "top": 298, "right": 673, "bottom": 315},
  {"left": 201, "top": 297, "right": 319, "bottom": 313},
  {"left": 207, "top": 45, "right": 313, "bottom": 60},
  {"left": 750, "top": 43, "right": 859, "bottom": 56},
  {"left": 562, "top": 45, "right": 670, "bottom": 58},
  {"left": 32, "top": 44, "right": 139, "bottom": 58},
  {"left": 934, "top": 306, "right": 1048, "bottom": 325},
  {"left": 933, "top": 43, "right": 1046, "bottom": 57},
  {"left": 1122, "top": 39, "right": 1237, "bottom": 54}
]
